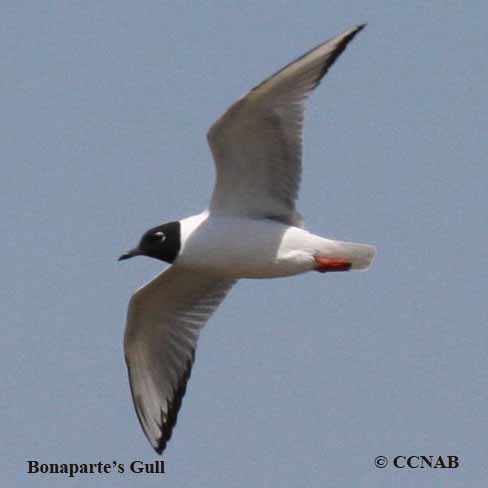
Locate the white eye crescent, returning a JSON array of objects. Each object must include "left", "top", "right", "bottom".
[{"left": 154, "top": 231, "right": 166, "bottom": 241}]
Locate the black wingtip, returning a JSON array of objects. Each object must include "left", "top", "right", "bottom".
[
  {"left": 127, "top": 352, "right": 194, "bottom": 456},
  {"left": 347, "top": 23, "right": 366, "bottom": 42},
  {"left": 154, "top": 444, "right": 164, "bottom": 456},
  {"left": 153, "top": 352, "right": 196, "bottom": 455}
]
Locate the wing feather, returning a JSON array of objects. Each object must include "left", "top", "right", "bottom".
[
  {"left": 207, "top": 25, "right": 365, "bottom": 225},
  {"left": 124, "top": 266, "right": 234, "bottom": 454}
]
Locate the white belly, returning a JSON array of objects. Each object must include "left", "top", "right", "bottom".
[{"left": 176, "top": 213, "right": 322, "bottom": 279}]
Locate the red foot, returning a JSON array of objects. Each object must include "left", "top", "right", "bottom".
[{"left": 314, "top": 256, "right": 352, "bottom": 273}]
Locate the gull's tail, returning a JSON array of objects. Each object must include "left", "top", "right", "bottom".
[{"left": 318, "top": 239, "right": 376, "bottom": 271}]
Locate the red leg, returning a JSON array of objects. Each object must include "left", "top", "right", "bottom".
[{"left": 314, "top": 256, "right": 352, "bottom": 273}]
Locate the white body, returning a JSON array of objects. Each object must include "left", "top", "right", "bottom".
[{"left": 177, "top": 211, "right": 375, "bottom": 279}]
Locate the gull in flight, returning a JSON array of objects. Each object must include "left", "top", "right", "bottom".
[{"left": 119, "top": 24, "right": 375, "bottom": 454}]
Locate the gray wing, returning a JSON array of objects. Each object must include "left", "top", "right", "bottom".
[
  {"left": 124, "top": 265, "right": 235, "bottom": 454},
  {"left": 207, "top": 25, "right": 365, "bottom": 226}
]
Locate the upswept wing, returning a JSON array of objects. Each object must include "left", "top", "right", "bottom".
[{"left": 207, "top": 25, "right": 365, "bottom": 225}]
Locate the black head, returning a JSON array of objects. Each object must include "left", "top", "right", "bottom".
[{"left": 118, "top": 221, "right": 181, "bottom": 264}]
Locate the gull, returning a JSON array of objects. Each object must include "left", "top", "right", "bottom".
[{"left": 119, "top": 24, "right": 375, "bottom": 454}]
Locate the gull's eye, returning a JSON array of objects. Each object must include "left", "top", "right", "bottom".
[{"left": 154, "top": 231, "right": 166, "bottom": 242}]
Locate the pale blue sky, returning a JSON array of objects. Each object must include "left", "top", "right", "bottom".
[{"left": 3, "top": 2, "right": 487, "bottom": 487}]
